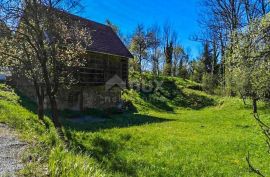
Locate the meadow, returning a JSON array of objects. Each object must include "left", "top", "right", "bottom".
[{"left": 0, "top": 76, "right": 269, "bottom": 176}]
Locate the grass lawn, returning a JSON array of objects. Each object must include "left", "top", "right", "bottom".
[
  {"left": 63, "top": 76, "right": 270, "bottom": 177},
  {"left": 0, "top": 76, "right": 269, "bottom": 176},
  {"left": 64, "top": 97, "right": 270, "bottom": 177}
]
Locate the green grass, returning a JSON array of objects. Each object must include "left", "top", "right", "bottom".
[
  {"left": 64, "top": 98, "right": 270, "bottom": 177},
  {"left": 0, "top": 74, "right": 269, "bottom": 177},
  {"left": 0, "top": 84, "right": 105, "bottom": 177},
  {"left": 63, "top": 75, "right": 270, "bottom": 177}
]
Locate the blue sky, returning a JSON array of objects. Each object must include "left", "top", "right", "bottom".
[{"left": 80, "top": 0, "right": 202, "bottom": 58}]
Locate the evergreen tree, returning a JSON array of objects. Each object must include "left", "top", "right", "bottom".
[
  {"left": 202, "top": 42, "right": 212, "bottom": 73},
  {"left": 163, "top": 41, "right": 173, "bottom": 76}
]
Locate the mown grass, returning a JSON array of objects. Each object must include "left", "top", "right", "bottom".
[
  {"left": 64, "top": 98, "right": 270, "bottom": 176},
  {"left": 64, "top": 75, "right": 270, "bottom": 177},
  {"left": 0, "top": 73, "right": 270, "bottom": 177}
]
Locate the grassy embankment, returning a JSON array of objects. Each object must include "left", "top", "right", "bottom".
[
  {"left": 0, "top": 74, "right": 269, "bottom": 176},
  {"left": 0, "top": 84, "right": 105, "bottom": 177}
]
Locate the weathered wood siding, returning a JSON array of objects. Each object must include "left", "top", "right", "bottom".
[{"left": 79, "top": 52, "right": 128, "bottom": 85}]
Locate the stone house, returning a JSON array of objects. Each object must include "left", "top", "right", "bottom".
[{"left": 14, "top": 10, "right": 133, "bottom": 111}]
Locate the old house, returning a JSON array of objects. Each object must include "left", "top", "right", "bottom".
[{"left": 14, "top": 10, "right": 133, "bottom": 111}]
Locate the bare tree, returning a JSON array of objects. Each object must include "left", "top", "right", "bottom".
[
  {"left": 130, "top": 24, "right": 155, "bottom": 89},
  {"left": 130, "top": 24, "right": 147, "bottom": 73},
  {"left": 147, "top": 24, "right": 162, "bottom": 76}
]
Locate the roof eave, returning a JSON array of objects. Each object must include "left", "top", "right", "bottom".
[{"left": 87, "top": 49, "right": 133, "bottom": 59}]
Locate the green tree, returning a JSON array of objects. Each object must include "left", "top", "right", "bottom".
[
  {"left": 163, "top": 41, "right": 173, "bottom": 76},
  {"left": 172, "top": 45, "right": 189, "bottom": 79},
  {"left": 190, "top": 59, "right": 205, "bottom": 83},
  {"left": 226, "top": 14, "right": 270, "bottom": 176},
  {"left": 202, "top": 42, "right": 213, "bottom": 73},
  {"left": 130, "top": 24, "right": 152, "bottom": 89},
  {"left": 163, "top": 22, "right": 175, "bottom": 76}
]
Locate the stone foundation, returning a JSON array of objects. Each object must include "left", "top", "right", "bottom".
[
  {"left": 56, "top": 86, "right": 121, "bottom": 111},
  {"left": 14, "top": 79, "right": 122, "bottom": 111}
]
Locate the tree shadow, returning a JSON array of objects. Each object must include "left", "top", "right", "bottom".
[
  {"left": 14, "top": 89, "right": 37, "bottom": 113},
  {"left": 10, "top": 88, "right": 157, "bottom": 176},
  {"left": 63, "top": 112, "right": 173, "bottom": 176},
  {"left": 70, "top": 135, "right": 140, "bottom": 176},
  {"left": 65, "top": 114, "right": 172, "bottom": 177},
  {"left": 146, "top": 80, "right": 216, "bottom": 111},
  {"left": 63, "top": 112, "right": 172, "bottom": 133},
  {"left": 139, "top": 92, "right": 174, "bottom": 112},
  {"left": 13, "top": 89, "right": 56, "bottom": 122},
  {"left": 173, "top": 91, "right": 216, "bottom": 110}
]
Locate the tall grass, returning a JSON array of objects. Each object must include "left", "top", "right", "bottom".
[{"left": 0, "top": 84, "right": 105, "bottom": 177}]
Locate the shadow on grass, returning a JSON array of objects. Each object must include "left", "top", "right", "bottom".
[
  {"left": 10, "top": 89, "right": 142, "bottom": 176},
  {"left": 63, "top": 112, "right": 173, "bottom": 176},
  {"left": 14, "top": 89, "right": 53, "bottom": 117},
  {"left": 140, "top": 79, "right": 216, "bottom": 111},
  {"left": 174, "top": 91, "right": 216, "bottom": 110},
  {"left": 13, "top": 88, "right": 170, "bottom": 131},
  {"left": 15, "top": 90, "right": 37, "bottom": 113},
  {"left": 65, "top": 114, "right": 172, "bottom": 176},
  {"left": 139, "top": 92, "right": 174, "bottom": 112},
  {"left": 63, "top": 112, "right": 172, "bottom": 132},
  {"left": 90, "top": 136, "right": 137, "bottom": 176},
  {"left": 70, "top": 134, "right": 140, "bottom": 176}
]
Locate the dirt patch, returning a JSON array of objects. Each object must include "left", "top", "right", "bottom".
[{"left": 0, "top": 124, "right": 27, "bottom": 176}]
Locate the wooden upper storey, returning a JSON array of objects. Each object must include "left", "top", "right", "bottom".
[{"left": 79, "top": 52, "right": 128, "bottom": 86}]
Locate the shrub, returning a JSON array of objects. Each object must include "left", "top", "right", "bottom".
[{"left": 202, "top": 73, "right": 216, "bottom": 94}]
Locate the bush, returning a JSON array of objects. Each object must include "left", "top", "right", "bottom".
[
  {"left": 178, "top": 67, "right": 189, "bottom": 80},
  {"left": 202, "top": 73, "right": 216, "bottom": 94}
]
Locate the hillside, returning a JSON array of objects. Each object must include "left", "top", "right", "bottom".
[{"left": 0, "top": 76, "right": 270, "bottom": 176}]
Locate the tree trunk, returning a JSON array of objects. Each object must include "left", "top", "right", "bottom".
[
  {"left": 33, "top": 81, "right": 45, "bottom": 121},
  {"left": 48, "top": 94, "right": 61, "bottom": 128},
  {"left": 39, "top": 57, "right": 64, "bottom": 138},
  {"left": 139, "top": 55, "right": 143, "bottom": 91},
  {"left": 37, "top": 93, "right": 44, "bottom": 120},
  {"left": 252, "top": 98, "right": 258, "bottom": 114},
  {"left": 240, "top": 92, "right": 247, "bottom": 105},
  {"left": 47, "top": 93, "right": 66, "bottom": 140},
  {"left": 152, "top": 57, "right": 157, "bottom": 76},
  {"left": 79, "top": 87, "right": 84, "bottom": 112}
]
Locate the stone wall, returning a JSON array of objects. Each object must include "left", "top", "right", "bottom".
[
  {"left": 14, "top": 79, "right": 122, "bottom": 111},
  {"left": 12, "top": 76, "right": 37, "bottom": 102},
  {"left": 56, "top": 86, "right": 121, "bottom": 111},
  {"left": 82, "top": 86, "right": 121, "bottom": 109}
]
